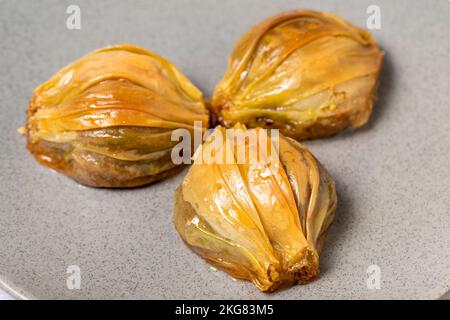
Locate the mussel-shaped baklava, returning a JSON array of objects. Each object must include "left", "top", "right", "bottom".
[
  {"left": 174, "top": 125, "right": 337, "bottom": 292},
  {"left": 211, "top": 10, "right": 383, "bottom": 140},
  {"left": 26, "top": 44, "right": 209, "bottom": 187}
]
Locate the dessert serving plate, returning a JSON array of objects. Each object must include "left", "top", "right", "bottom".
[{"left": 0, "top": 0, "right": 449, "bottom": 299}]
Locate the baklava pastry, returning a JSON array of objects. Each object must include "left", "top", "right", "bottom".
[
  {"left": 26, "top": 44, "right": 209, "bottom": 187},
  {"left": 174, "top": 125, "right": 337, "bottom": 292},
  {"left": 211, "top": 10, "right": 383, "bottom": 140}
]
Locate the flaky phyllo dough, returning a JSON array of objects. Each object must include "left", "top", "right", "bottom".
[
  {"left": 211, "top": 10, "right": 383, "bottom": 140},
  {"left": 174, "top": 126, "right": 337, "bottom": 292},
  {"left": 26, "top": 44, "right": 209, "bottom": 187}
]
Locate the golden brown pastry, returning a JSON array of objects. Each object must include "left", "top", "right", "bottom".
[
  {"left": 211, "top": 10, "right": 383, "bottom": 140},
  {"left": 174, "top": 125, "right": 337, "bottom": 292},
  {"left": 26, "top": 44, "right": 209, "bottom": 187}
]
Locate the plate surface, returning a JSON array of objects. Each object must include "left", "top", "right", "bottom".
[{"left": 0, "top": 0, "right": 449, "bottom": 299}]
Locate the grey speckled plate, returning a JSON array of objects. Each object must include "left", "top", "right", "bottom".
[{"left": 1, "top": 0, "right": 449, "bottom": 300}]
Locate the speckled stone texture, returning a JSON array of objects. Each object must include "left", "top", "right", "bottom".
[{"left": 0, "top": 0, "right": 449, "bottom": 299}]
